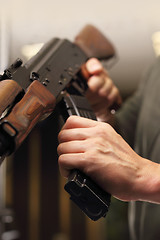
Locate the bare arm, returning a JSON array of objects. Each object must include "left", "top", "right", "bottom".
[{"left": 58, "top": 116, "right": 160, "bottom": 203}]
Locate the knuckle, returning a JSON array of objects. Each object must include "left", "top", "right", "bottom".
[
  {"left": 67, "top": 115, "right": 74, "bottom": 122},
  {"left": 58, "top": 154, "right": 65, "bottom": 167},
  {"left": 95, "top": 123, "right": 107, "bottom": 135},
  {"left": 98, "top": 122, "right": 114, "bottom": 137},
  {"left": 65, "top": 115, "right": 76, "bottom": 126},
  {"left": 57, "top": 144, "right": 62, "bottom": 155},
  {"left": 58, "top": 131, "right": 64, "bottom": 143},
  {"left": 65, "top": 116, "right": 73, "bottom": 126}
]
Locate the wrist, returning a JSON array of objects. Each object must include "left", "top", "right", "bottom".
[{"left": 135, "top": 158, "right": 160, "bottom": 203}]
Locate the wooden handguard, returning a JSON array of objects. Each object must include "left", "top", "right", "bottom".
[
  {"left": 0, "top": 80, "right": 22, "bottom": 116},
  {"left": 74, "top": 24, "right": 115, "bottom": 60},
  {"left": 1, "top": 80, "right": 56, "bottom": 150}
]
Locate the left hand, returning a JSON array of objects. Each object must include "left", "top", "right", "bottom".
[{"left": 83, "top": 58, "right": 122, "bottom": 122}]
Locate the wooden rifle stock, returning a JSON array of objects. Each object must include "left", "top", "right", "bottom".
[
  {"left": 1, "top": 80, "right": 55, "bottom": 152},
  {"left": 74, "top": 24, "right": 115, "bottom": 60}
]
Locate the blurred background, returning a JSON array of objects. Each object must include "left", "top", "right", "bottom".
[{"left": 0, "top": 0, "right": 160, "bottom": 239}]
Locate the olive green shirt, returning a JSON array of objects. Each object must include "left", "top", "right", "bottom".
[{"left": 115, "top": 57, "right": 160, "bottom": 240}]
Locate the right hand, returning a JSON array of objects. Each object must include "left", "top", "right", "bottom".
[{"left": 58, "top": 116, "right": 157, "bottom": 202}]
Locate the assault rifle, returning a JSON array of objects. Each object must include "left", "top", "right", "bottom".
[{"left": 0, "top": 25, "right": 116, "bottom": 221}]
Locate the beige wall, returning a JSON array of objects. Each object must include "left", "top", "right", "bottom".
[{"left": 1, "top": 0, "right": 160, "bottom": 96}]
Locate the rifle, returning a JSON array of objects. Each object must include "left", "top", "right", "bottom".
[{"left": 0, "top": 25, "right": 116, "bottom": 221}]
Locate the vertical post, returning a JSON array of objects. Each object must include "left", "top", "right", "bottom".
[
  {"left": 0, "top": 8, "right": 11, "bottom": 73},
  {"left": 28, "top": 129, "right": 41, "bottom": 240},
  {"left": 0, "top": 7, "right": 11, "bottom": 238}
]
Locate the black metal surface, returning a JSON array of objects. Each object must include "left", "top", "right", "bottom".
[
  {"left": 0, "top": 38, "right": 88, "bottom": 98},
  {"left": 65, "top": 170, "right": 111, "bottom": 221}
]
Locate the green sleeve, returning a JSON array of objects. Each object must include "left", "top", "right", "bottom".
[{"left": 115, "top": 59, "right": 157, "bottom": 148}]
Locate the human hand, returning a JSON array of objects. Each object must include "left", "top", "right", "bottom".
[
  {"left": 82, "top": 58, "right": 122, "bottom": 122},
  {"left": 57, "top": 116, "right": 152, "bottom": 202}
]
